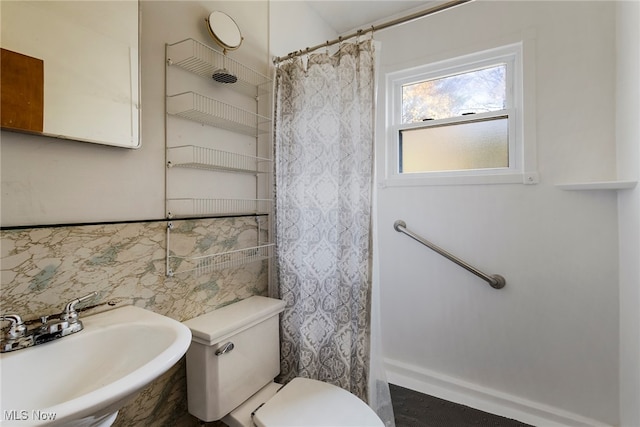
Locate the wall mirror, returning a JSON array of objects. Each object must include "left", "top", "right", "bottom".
[
  {"left": 0, "top": 1, "right": 141, "bottom": 149},
  {"left": 206, "top": 11, "right": 243, "bottom": 52}
]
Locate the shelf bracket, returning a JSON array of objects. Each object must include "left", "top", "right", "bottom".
[{"left": 166, "top": 221, "right": 174, "bottom": 277}]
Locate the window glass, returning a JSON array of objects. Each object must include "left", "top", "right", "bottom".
[
  {"left": 399, "top": 116, "right": 509, "bottom": 173},
  {"left": 401, "top": 64, "right": 506, "bottom": 123}
]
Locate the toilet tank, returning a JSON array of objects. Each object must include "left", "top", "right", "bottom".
[{"left": 182, "top": 296, "right": 286, "bottom": 422}]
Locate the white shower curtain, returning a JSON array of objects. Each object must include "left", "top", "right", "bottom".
[{"left": 273, "top": 40, "right": 394, "bottom": 425}]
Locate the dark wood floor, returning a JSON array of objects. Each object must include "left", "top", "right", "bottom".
[{"left": 390, "top": 384, "right": 533, "bottom": 427}]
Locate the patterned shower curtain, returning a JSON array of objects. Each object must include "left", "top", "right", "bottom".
[{"left": 273, "top": 40, "right": 375, "bottom": 402}]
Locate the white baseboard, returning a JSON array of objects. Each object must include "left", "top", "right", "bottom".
[{"left": 385, "top": 358, "right": 612, "bottom": 427}]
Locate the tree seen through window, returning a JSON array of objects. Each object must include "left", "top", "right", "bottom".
[{"left": 402, "top": 64, "right": 506, "bottom": 124}]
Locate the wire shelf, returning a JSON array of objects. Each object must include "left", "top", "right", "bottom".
[
  {"left": 167, "top": 145, "right": 272, "bottom": 174},
  {"left": 167, "top": 92, "right": 271, "bottom": 137},
  {"left": 166, "top": 38, "right": 272, "bottom": 97},
  {"left": 167, "top": 198, "right": 272, "bottom": 218},
  {"left": 168, "top": 243, "right": 273, "bottom": 277}
]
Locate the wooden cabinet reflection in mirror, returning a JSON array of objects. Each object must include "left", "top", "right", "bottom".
[{"left": 1, "top": 48, "right": 44, "bottom": 133}]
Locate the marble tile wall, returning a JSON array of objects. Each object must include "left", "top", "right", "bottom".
[{"left": 0, "top": 216, "right": 269, "bottom": 426}]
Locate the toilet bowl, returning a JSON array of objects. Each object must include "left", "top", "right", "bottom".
[{"left": 182, "top": 296, "right": 384, "bottom": 427}]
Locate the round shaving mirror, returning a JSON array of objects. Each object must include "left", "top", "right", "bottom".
[{"left": 206, "top": 11, "right": 243, "bottom": 52}]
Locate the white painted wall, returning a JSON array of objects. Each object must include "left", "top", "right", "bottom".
[
  {"left": 0, "top": 1, "right": 269, "bottom": 227},
  {"left": 616, "top": 2, "right": 640, "bottom": 426},
  {"left": 375, "top": 2, "right": 620, "bottom": 426},
  {"left": 269, "top": 0, "right": 337, "bottom": 58}
]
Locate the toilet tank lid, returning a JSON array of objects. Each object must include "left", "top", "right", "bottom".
[{"left": 182, "top": 296, "right": 286, "bottom": 345}]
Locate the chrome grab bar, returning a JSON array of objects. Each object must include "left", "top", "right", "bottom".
[{"left": 393, "top": 220, "right": 506, "bottom": 289}]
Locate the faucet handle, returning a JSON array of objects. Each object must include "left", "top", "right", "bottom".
[
  {"left": 61, "top": 292, "right": 97, "bottom": 322},
  {"left": 1, "top": 314, "right": 28, "bottom": 339},
  {"left": 1, "top": 314, "right": 34, "bottom": 352}
]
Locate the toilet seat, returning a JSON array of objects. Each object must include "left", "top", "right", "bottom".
[{"left": 252, "top": 378, "right": 384, "bottom": 427}]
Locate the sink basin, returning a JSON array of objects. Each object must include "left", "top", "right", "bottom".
[{"left": 0, "top": 305, "right": 191, "bottom": 426}]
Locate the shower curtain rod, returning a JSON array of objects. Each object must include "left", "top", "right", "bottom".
[{"left": 273, "top": 0, "right": 471, "bottom": 64}]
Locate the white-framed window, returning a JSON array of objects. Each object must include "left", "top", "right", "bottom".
[{"left": 384, "top": 43, "right": 538, "bottom": 186}]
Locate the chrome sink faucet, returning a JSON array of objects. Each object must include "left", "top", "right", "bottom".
[
  {"left": 0, "top": 292, "right": 97, "bottom": 353},
  {"left": 0, "top": 314, "right": 34, "bottom": 353}
]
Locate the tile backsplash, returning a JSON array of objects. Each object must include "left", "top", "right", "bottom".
[{"left": 0, "top": 216, "right": 269, "bottom": 426}]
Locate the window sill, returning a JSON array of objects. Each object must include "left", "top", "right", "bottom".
[{"left": 380, "top": 171, "right": 539, "bottom": 187}]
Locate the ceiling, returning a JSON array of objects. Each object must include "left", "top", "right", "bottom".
[{"left": 303, "top": 1, "right": 439, "bottom": 35}]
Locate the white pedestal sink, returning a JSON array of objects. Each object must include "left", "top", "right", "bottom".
[{"left": 0, "top": 305, "right": 191, "bottom": 426}]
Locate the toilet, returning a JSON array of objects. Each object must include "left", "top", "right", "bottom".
[{"left": 182, "top": 296, "right": 384, "bottom": 427}]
